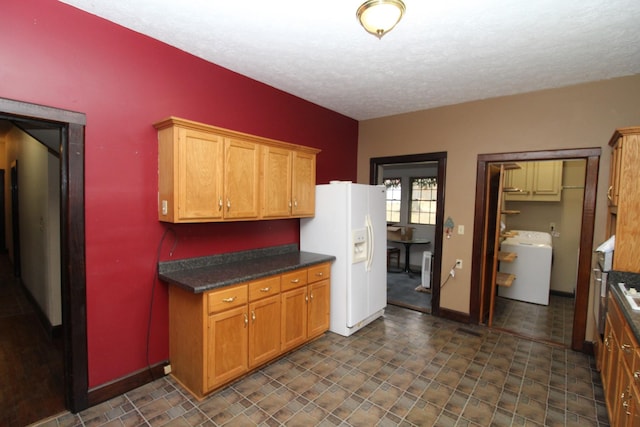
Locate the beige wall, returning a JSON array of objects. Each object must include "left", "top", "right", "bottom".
[{"left": 358, "top": 74, "right": 640, "bottom": 314}]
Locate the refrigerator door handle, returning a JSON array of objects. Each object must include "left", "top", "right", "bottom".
[{"left": 365, "top": 214, "right": 374, "bottom": 272}]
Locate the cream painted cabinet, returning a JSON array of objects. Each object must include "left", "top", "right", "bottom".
[
  {"left": 504, "top": 161, "right": 563, "bottom": 202},
  {"left": 155, "top": 117, "right": 319, "bottom": 223}
]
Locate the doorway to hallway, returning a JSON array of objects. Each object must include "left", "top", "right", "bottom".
[{"left": 0, "top": 97, "right": 88, "bottom": 413}]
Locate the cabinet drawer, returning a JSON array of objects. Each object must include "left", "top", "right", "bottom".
[
  {"left": 249, "top": 276, "right": 281, "bottom": 301},
  {"left": 308, "top": 263, "right": 330, "bottom": 283},
  {"left": 207, "top": 284, "right": 248, "bottom": 314},
  {"left": 281, "top": 269, "right": 308, "bottom": 291}
]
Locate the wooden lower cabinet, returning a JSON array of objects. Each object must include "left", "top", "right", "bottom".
[
  {"left": 281, "top": 286, "right": 308, "bottom": 352},
  {"left": 601, "top": 294, "right": 640, "bottom": 426},
  {"left": 207, "top": 305, "right": 248, "bottom": 390},
  {"left": 308, "top": 279, "right": 330, "bottom": 339},
  {"left": 169, "top": 262, "right": 331, "bottom": 399},
  {"left": 281, "top": 263, "right": 331, "bottom": 352},
  {"left": 248, "top": 294, "right": 281, "bottom": 368}
]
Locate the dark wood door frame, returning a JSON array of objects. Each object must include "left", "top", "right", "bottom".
[
  {"left": 370, "top": 152, "right": 447, "bottom": 317},
  {"left": 0, "top": 97, "right": 88, "bottom": 411},
  {"left": 470, "top": 148, "right": 601, "bottom": 352}
]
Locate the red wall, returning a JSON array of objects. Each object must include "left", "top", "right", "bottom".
[{"left": 2, "top": 0, "right": 358, "bottom": 387}]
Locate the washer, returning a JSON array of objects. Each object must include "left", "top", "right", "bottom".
[{"left": 498, "top": 230, "right": 552, "bottom": 305}]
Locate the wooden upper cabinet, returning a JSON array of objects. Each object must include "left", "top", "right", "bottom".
[
  {"left": 224, "top": 138, "right": 260, "bottom": 220},
  {"left": 155, "top": 117, "right": 320, "bottom": 223},
  {"left": 262, "top": 146, "right": 293, "bottom": 218},
  {"left": 292, "top": 151, "right": 316, "bottom": 217},
  {"left": 262, "top": 146, "right": 317, "bottom": 219},
  {"left": 158, "top": 125, "right": 224, "bottom": 222}
]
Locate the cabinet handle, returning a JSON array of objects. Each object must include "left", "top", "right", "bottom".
[
  {"left": 227, "top": 198, "right": 231, "bottom": 211},
  {"left": 607, "top": 185, "right": 613, "bottom": 201},
  {"left": 251, "top": 310, "right": 256, "bottom": 322},
  {"left": 634, "top": 371, "right": 640, "bottom": 381},
  {"left": 310, "top": 292, "right": 314, "bottom": 300},
  {"left": 288, "top": 201, "right": 292, "bottom": 208},
  {"left": 260, "top": 287, "right": 271, "bottom": 292},
  {"left": 293, "top": 199, "right": 298, "bottom": 208},
  {"left": 222, "top": 296, "right": 237, "bottom": 303},
  {"left": 621, "top": 343, "right": 633, "bottom": 353},
  {"left": 315, "top": 272, "right": 323, "bottom": 277},
  {"left": 291, "top": 278, "right": 300, "bottom": 283},
  {"left": 305, "top": 294, "right": 309, "bottom": 303},
  {"left": 218, "top": 198, "right": 223, "bottom": 211},
  {"left": 244, "top": 313, "right": 248, "bottom": 327}
]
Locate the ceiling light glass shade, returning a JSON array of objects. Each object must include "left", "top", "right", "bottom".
[{"left": 357, "top": 0, "right": 406, "bottom": 39}]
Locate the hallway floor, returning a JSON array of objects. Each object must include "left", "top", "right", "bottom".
[
  {"left": 0, "top": 253, "right": 64, "bottom": 426},
  {"left": 37, "top": 304, "right": 607, "bottom": 426}
]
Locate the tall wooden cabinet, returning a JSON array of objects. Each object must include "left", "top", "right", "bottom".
[
  {"left": 155, "top": 117, "right": 319, "bottom": 223},
  {"left": 607, "top": 127, "right": 640, "bottom": 273}
]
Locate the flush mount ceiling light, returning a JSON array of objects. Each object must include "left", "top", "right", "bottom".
[{"left": 356, "top": 0, "right": 406, "bottom": 39}]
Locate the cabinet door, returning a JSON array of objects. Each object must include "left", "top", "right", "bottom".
[
  {"left": 176, "top": 128, "right": 224, "bottom": 221},
  {"left": 207, "top": 306, "right": 248, "bottom": 390},
  {"left": 262, "top": 146, "right": 293, "bottom": 218},
  {"left": 291, "top": 151, "right": 316, "bottom": 217},
  {"left": 503, "top": 164, "right": 530, "bottom": 201},
  {"left": 249, "top": 295, "right": 281, "bottom": 368},
  {"left": 281, "top": 287, "right": 308, "bottom": 352},
  {"left": 614, "top": 135, "right": 640, "bottom": 273},
  {"left": 632, "top": 383, "right": 640, "bottom": 427},
  {"left": 307, "top": 279, "right": 330, "bottom": 339},
  {"left": 609, "top": 139, "right": 622, "bottom": 207},
  {"left": 224, "top": 138, "right": 260, "bottom": 219},
  {"left": 531, "top": 161, "right": 562, "bottom": 201}
]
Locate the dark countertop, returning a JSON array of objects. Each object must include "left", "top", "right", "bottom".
[
  {"left": 158, "top": 244, "right": 335, "bottom": 294},
  {"left": 609, "top": 270, "right": 640, "bottom": 341}
]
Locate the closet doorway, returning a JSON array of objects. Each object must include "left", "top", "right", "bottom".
[{"left": 471, "top": 148, "right": 600, "bottom": 352}]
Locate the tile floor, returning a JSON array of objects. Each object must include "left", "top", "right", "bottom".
[
  {"left": 492, "top": 295, "right": 575, "bottom": 347},
  {"left": 36, "top": 304, "right": 608, "bottom": 427}
]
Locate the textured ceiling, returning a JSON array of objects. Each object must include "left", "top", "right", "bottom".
[{"left": 58, "top": 0, "right": 640, "bottom": 120}]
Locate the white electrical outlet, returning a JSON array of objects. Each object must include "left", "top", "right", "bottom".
[
  {"left": 163, "top": 364, "right": 172, "bottom": 375},
  {"left": 161, "top": 200, "right": 168, "bottom": 215},
  {"left": 455, "top": 259, "right": 463, "bottom": 269}
]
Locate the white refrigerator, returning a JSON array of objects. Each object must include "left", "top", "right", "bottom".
[{"left": 300, "top": 182, "right": 387, "bottom": 337}]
